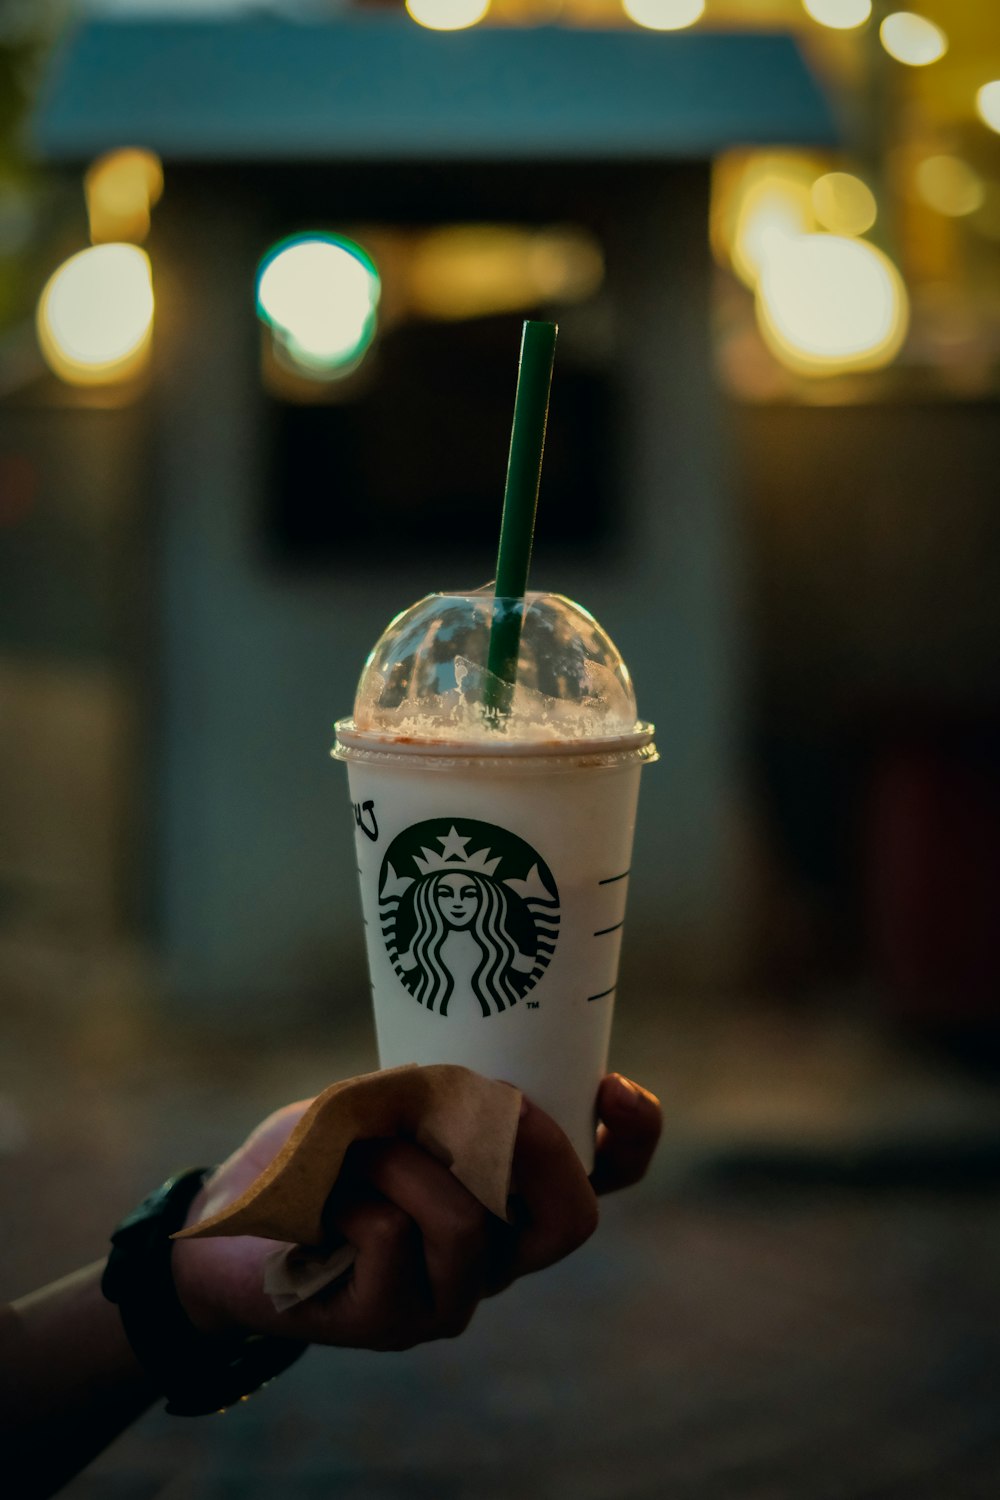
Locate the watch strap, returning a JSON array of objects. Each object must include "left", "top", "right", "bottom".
[{"left": 102, "top": 1167, "right": 307, "bottom": 1416}]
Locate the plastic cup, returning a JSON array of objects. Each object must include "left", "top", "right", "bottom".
[{"left": 333, "top": 591, "right": 657, "bottom": 1167}]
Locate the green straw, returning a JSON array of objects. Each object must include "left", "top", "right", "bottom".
[{"left": 484, "top": 319, "right": 558, "bottom": 720}]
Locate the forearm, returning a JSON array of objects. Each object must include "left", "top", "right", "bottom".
[{"left": 1, "top": 1261, "right": 156, "bottom": 1498}]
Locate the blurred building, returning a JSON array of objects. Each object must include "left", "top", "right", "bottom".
[{"left": 2, "top": 0, "right": 999, "bottom": 1026}]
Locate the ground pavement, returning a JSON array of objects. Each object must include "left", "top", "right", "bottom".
[{"left": 3, "top": 937, "right": 999, "bottom": 1498}]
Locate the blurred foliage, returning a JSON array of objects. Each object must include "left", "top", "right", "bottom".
[{"left": 0, "top": 1, "right": 67, "bottom": 331}]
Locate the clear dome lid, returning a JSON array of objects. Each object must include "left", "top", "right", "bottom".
[{"left": 344, "top": 590, "right": 645, "bottom": 746}]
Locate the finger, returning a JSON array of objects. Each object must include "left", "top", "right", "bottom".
[
  {"left": 315, "top": 1192, "right": 425, "bottom": 1349},
  {"left": 501, "top": 1097, "right": 599, "bottom": 1284},
  {"left": 589, "top": 1074, "right": 662, "bottom": 1196},
  {"left": 356, "top": 1140, "right": 492, "bottom": 1338}
]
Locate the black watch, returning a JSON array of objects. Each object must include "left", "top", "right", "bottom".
[{"left": 102, "top": 1167, "right": 307, "bottom": 1416}]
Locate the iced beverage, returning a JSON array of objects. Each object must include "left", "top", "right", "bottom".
[{"left": 334, "top": 590, "right": 656, "bottom": 1166}]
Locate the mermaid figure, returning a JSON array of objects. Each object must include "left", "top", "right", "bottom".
[{"left": 397, "top": 870, "right": 534, "bottom": 1017}]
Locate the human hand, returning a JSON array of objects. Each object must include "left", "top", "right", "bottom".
[
  {"left": 480, "top": 1072, "right": 661, "bottom": 1300},
  {"left": 171, "top": 1074, "right": 661, "bottom": 1352}
]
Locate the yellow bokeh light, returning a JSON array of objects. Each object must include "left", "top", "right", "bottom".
[
  {"left": 37, "top": 244, "right": 153, "bottom": 386},
  {"left": 879, "top": 12, "right": 947, "bottom": 67},
  {"left": 408, "top": 225, "right": 603, "bottom": 321},
  {"left": 405, "top": 0, "right": 490, "bottom": 30},
  {"left": 801, "top": 0, "right": 871, "bottom": 31},
  {"left": 756, "top": 234, "right": 908, "bottom": 376},
  {"left": 621, "top": 0, "right": 705, "bottom": 31},
  {"left": 915, "top": 156, "right": 985, "bottom": 218},
  {"left": 975, "top": 81, "right": 1000, "bottom": 135},
  {"left": 811, "top": 172, "right": 877, "bottom": 235},
  {"left": 731, "top": 169, "right": 815, "bottom": 289},
  {"left": 256, "top": 234, "right": 380, "bottom": 376},
  {"left": 85, "top": 148, "right": 163, "bottom": 245}
]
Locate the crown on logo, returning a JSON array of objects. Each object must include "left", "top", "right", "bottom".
[{"left": 413, "top": 826, "right": 502, "bottom": 878}]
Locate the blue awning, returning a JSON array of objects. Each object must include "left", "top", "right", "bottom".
[{"left": 33, "top": 16, "right": 838, "bottom": 164}]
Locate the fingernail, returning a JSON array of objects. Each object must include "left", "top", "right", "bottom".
[
  {"left": 613, "top": 1075, "right": 643, "bottom": 1108},
  {"left": 519, "top": 1094, "right": 530, "bottom": 1119}
]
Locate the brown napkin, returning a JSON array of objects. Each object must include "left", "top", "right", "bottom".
[{"left": 173, "top": 1064, "right": 522, "bottom": 1309}]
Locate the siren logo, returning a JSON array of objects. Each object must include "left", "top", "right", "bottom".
[{"left": 378, "top": 818, "right": 559, "bottom": 1017}]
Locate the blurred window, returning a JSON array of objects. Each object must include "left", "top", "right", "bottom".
[{"left": 263, "top": 315, "right": 616, "bottom": 568}]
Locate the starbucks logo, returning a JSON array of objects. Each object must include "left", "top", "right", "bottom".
[{"left": 379, "top": 818, "right": 560, "bottom": 1017}]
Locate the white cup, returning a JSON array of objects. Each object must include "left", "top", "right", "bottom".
[{"left": 335, "top": 728, "right": 655, "bottom": 1166}]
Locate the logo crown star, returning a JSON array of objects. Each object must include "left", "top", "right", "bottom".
[{"left": 413, "top": 825, "right": 502, "bottom": 878}]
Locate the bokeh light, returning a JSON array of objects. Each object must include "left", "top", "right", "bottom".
[
  {"left": 37, "top": 244, "right": 154, "bottom": 385},
  {"left": 405, "top": 0, "right": 490, "bottom": 30},
  {"left": 811, "top": 172, "right": 877, "bottom": 235},
  {"left": 621, "top": 0, "right": 705, "bottom": 31},
  {"left": 756, "top": 234, "right": 909, "bottom": 376},
  {"left": 801, "top": 0, "right": 872, "bottom": 31},
  {"left": 879, "top": 13, "right": 947, "bottom": 67},
  {"left": 975, "top": 81, "right": 1000, "bottom": 136},
  {"left": 915, "top": 156, "right": 985, "bottom": 218},
  {"left": 85, "top": 148, "right": 163, "bottom": 245},
  {"left": 731, "top": 167, "right": 815, "bottom": 289},
  {"left": 255, "top": 234, "right": 381, "bottom": 378},
  {"left": 408, "top": 225, "right": 603, "bottom": 321}
]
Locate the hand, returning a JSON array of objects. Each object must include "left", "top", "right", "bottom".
[
  {"left": 481, "top": 1072, "right": 661, "bottom": 1299},
  {"left": 171, "top": 1074, "right": 661, "bottom": 1353}
]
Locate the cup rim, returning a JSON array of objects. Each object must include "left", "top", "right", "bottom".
[{"left": 334, "top": 718, "right": 657, "bottom": 760}]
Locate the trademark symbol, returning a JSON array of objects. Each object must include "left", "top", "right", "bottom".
[{"left": 527, "top": 1001, "right": 540, "bottom": 1009}]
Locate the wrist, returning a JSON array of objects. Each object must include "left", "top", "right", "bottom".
[{"left": 103, "top": 1169, "right": 307, "bottom": 1416}]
